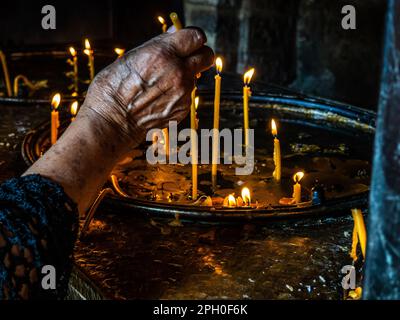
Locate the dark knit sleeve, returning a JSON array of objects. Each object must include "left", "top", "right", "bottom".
[{"left": 0, "top": 174, "right": 79, "bottom": 300}]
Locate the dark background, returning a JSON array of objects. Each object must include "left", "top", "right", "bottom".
[{"left": 0, "top": 0, "right": 388, "bottom": 110}]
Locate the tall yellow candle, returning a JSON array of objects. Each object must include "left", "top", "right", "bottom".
[
  {"left": 69, "top": 47, "right": 79, "bottom": 95},
  {"left": 271, "top": 119, "right": 282, "bottom": 182},
  {"left": 70, "top": 101, "right": 78, "bottom": 122},
  {"left": 51, "top": 93, "right": 61, "bottom": 145},
  {"left": 169, "top": 12, "right": 182, "bottom": 30},
  {"left": 158, "top": 16, "right": 168, "bottom": 33},
  {"left": 190, "top": 90, "right": 198, "bottom": 200},
  {"left": 84, "top": 39, "right": 95, "bottom": 81},
  {"left": 0, "top": 50, "right": 12, "bottom": 97},
  {"left": 243, "top": 68, "right": 254, "bottom": 148},
  {"left": 351, "top": 208, "right": 367, "bottom": 259},
  {"left": 212, "top": 57, "right": 223, "bottom": 190},
  {"left": 293, "top": 171, "right": 304, "bottom": 204}
]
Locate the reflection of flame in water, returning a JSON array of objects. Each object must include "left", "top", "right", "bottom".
[{"left": 199, "top": 247, "right": 226, "bottom": 276}]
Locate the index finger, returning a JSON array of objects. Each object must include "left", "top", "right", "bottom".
[{"left": 163, "top": 27, "right": 207, "bottom": 57}]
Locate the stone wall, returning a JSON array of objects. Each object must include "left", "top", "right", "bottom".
[{"left": 184, "top": 0, "right": 387, "bottom": 109}]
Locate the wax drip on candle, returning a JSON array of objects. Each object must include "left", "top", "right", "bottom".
[
  {"left": 243, "top": 68, "right": 254, "bottom": 148},
  {"left": 271, "top": 119, "right": 282, "bottom": 182},
  {"left": 158, "top": 16, "right": 168, "bottom": 33}
]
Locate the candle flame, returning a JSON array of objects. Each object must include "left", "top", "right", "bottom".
[
  {"left": 70, "top": 101, "right": 78, "bottom": 116},
  {"left": 216, "top": 57, "right": 223, "bottom": 74},
  {"left": 51, "top": 93, "right": 61, "bottom": 110},
  {"left": 241, "top": 187, "right": 251, "bottom": 205},
  {"left": 195, "top": 96, "right": 199, "bottom": 110},
  {"left": 69, "top": 47, "right": 76, "bottom": 57},
  {"left": 85, "top": 39, "right": 91, "bottom": 50},
  {"left": 271, "top": 119, "right": 278, "bottom": 136},
  {"left": 293, "top": 171, "right": 305, "bottom": 183},
  {"left": 158, "top": 16, "right": 166, "bottom": 25},
  {"left": 114, "top": 48, "right": 125, "bottom": 57},
  {"left": 84, "top": 39, "right": 91, "bottom": 55},
  {"left": 243, "top": 68, "right": 255, "bottom": 85},
  {"left": 228, "top": 194, "right": 237, "bottom": 207}
]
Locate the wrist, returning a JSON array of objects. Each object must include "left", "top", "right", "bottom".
[{"left": 79, "top": 102, "right": 146, "bottom": 155}]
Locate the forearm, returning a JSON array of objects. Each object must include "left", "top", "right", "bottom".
[{"left": 24, "top": 106, "right": 140, "bottom": 214}]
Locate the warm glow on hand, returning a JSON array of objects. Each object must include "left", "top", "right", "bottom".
[{"left": 195, "top": 96, "right": 199, "bottom": 110}]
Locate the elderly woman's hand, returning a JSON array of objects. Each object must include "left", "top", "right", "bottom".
[
  {"left": 25, "top": 28, "right": 214, "bottom": 214},
  {"left": 81, "top": 28, "right": 214, "bottom": 148}
]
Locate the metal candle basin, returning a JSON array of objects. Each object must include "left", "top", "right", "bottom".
[{"left": 22, "top": 90, "right": 375, "bottom": 222}]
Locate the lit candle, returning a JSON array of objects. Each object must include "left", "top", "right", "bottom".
[
  {"left": 243, "top": 68, "right": 254, "bottom": 148},
  {"left": 162, "top": 127, "right": 169, "bottom": 159},
  {"left": 212, "top": 57, "right": 223, "bottom": 190},
  {"left": 51, "top": 93, "right": 61, "bottom": 145},
  {"left": 241, "top": 187, "right": 251, "bottom": 206},
  {"left": 351, "top": 208, "right": 367, "bottom": 260},
  {"left": 114, "top": 48, "right": 125, "bottom": 58},
  {"left": 191, "top": 93, "right": 199, "bottom": 200},
  {"left": 70, "top": 101, "right": 78, "bottom": 122},
  {"left": 271, "top": 119, "right": 282, "bottom": 182},
  {"left": 0, "top": 50, "right": 12, "bottom": 97},
  {"left": 68, "top": 47, "right": 79, "bottom": 95},
  {"left": 293, "top": 172, "right": 304, "bottom": 204},
  {"left": 169, "top": 12, "right": 182, "bottom": 30},
  {"left": 223, "top": 194, "right": 237, "bottom": 207},
  {"left": 158, "top": 16, "right": 168, "bottom": 33},
  {"left": 157, "top": 14, "right": 171, "bottom": 159},
  {"left": 84, "top": 39, "right": 95, "bottom": 81}
]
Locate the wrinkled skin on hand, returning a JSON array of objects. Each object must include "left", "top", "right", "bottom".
[{"left": 81, "top": 28, "right": 214, "bottom": 148}]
